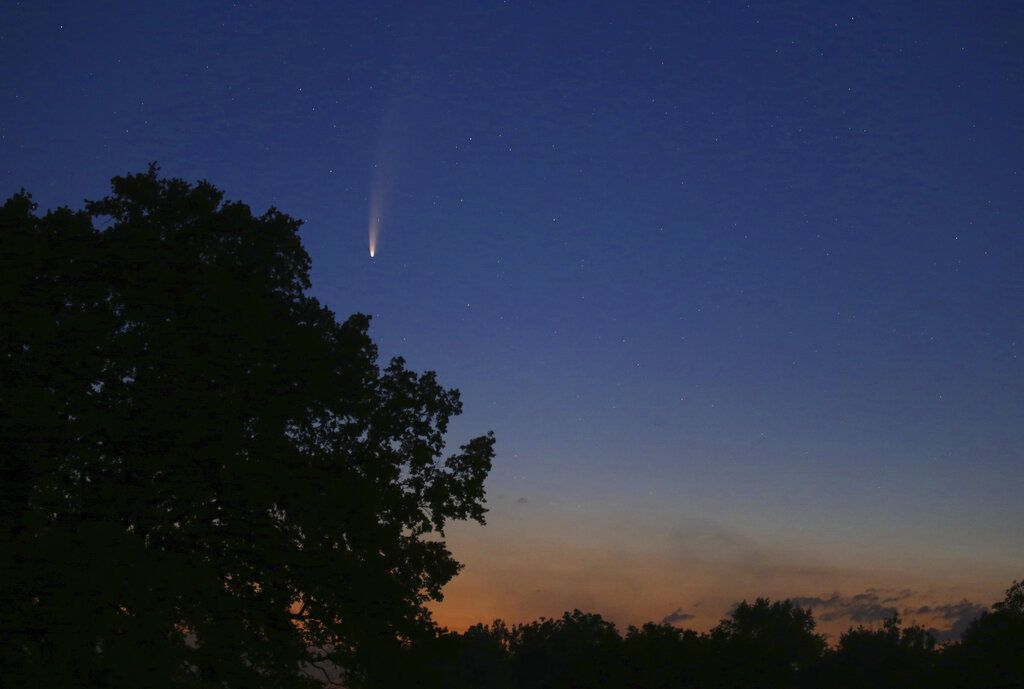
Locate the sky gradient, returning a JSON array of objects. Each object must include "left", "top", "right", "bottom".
[{"left": 2, "top": 0, "right": 1022, "bottom": 639}]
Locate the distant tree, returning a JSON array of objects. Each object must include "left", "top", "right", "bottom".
[
  {"left": 810, "top": 614, "right": 938, "bottom": 689},
  {"left": 383, "top": 621, "right": 515, "bottom": 689},
  {"left": 0, "top": 167, "right": 494, "bottom": 688},
  {"left": 622, "top": 622, "right": 707, "bottom": 689},
  {"left": 707, "top": 598, "right": 826, "bottom": 689},
  {"left": 510, "top": 610, "right": 625, "bottom": 689},
  {"left": 438, "top": 621, "right": 515, "bottom": 689},
  {"left": 943, "top": 580, "right": 1024, "bottom": 689},
  {"left": 410, "top": 576, "right": 1024, "bottom": 689}
]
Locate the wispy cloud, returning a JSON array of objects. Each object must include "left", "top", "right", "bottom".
[
  {"left": 787, "top": 588, "right": 988, "bottom": 641},
  {"left": 660, "top": 607, "right": 696, "bottom": 626},
  {"left": 907, "top": 600, "right": 988, "bottom": 641},
  {"left": 790, "top": 588, "right": 912, "bottom": 623}
]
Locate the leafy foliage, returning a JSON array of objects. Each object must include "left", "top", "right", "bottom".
[{"left": 0, "top": 167, "right": 494, "bottom": 688}]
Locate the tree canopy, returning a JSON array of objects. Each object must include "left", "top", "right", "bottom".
[{"left": 0, "top": 167, "right": 494, "bottom": 688}]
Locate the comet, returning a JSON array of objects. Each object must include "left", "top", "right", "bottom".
[
  {"left": 367, "top": 158, "right": 389, "bottom": 258},
  {"left": 367, "top": 86, "right": 407, "bottom": 259},
  {"left": 368, "top": 180, "right": 383, "bottom": 258}
]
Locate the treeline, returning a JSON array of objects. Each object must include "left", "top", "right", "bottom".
[{"left": 382, "top": 580, "right": 1023, "bottom": 689}]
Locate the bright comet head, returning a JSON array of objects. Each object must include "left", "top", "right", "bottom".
[{"left": 368, "top": 211, "right": 380, "bottom": 259}]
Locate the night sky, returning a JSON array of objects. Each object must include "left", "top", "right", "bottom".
[{"left": 3, "top": 1, "right": 1022, "bottom": 638}]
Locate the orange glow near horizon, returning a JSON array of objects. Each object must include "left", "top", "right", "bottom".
[{"left": 426, "top": 515, "right": 1011, "bottom": 642}]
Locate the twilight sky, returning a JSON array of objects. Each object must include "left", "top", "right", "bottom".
[{"left": 3, "top": 1, "right": 1022, "bottom": 638}]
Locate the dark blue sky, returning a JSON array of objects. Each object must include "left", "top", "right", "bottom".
[{"left": 3, "top": 0, "right": 1022, "bottom": 631}]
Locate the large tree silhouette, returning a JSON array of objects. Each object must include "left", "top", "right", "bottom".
[
  {"left": 0, "top": 167, "right": 494, "bottom": 688},
  {"left": 706, "top": 598, "right": 826, "bottom": 689}
]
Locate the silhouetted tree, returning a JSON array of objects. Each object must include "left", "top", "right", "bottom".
[
  {"left": 707, "top": 598, "right": 826, "bottom": 689},
  {"left": 379, "top": 621, "right": 516, "bottom": 689},
  {"left": 810, "top": 614, "right": 938, "bottom": 689},
  {"left": 438, "top": 621, "right": 516, "bottom": 689},
  {"left": 622, "top": 622, "right": 707, "bottom": 689},
  {"left": 510, "top": 610, "right": 626, "bottom": 689},
  {"left": 0, "top": 167, "right": 494, "bottom": 688},
  {"left": 942, "top": 580, "right": 1024, "bottom": 689},
  {"left": 415, "top": 618, "right": 520, "bottom": 687}
]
